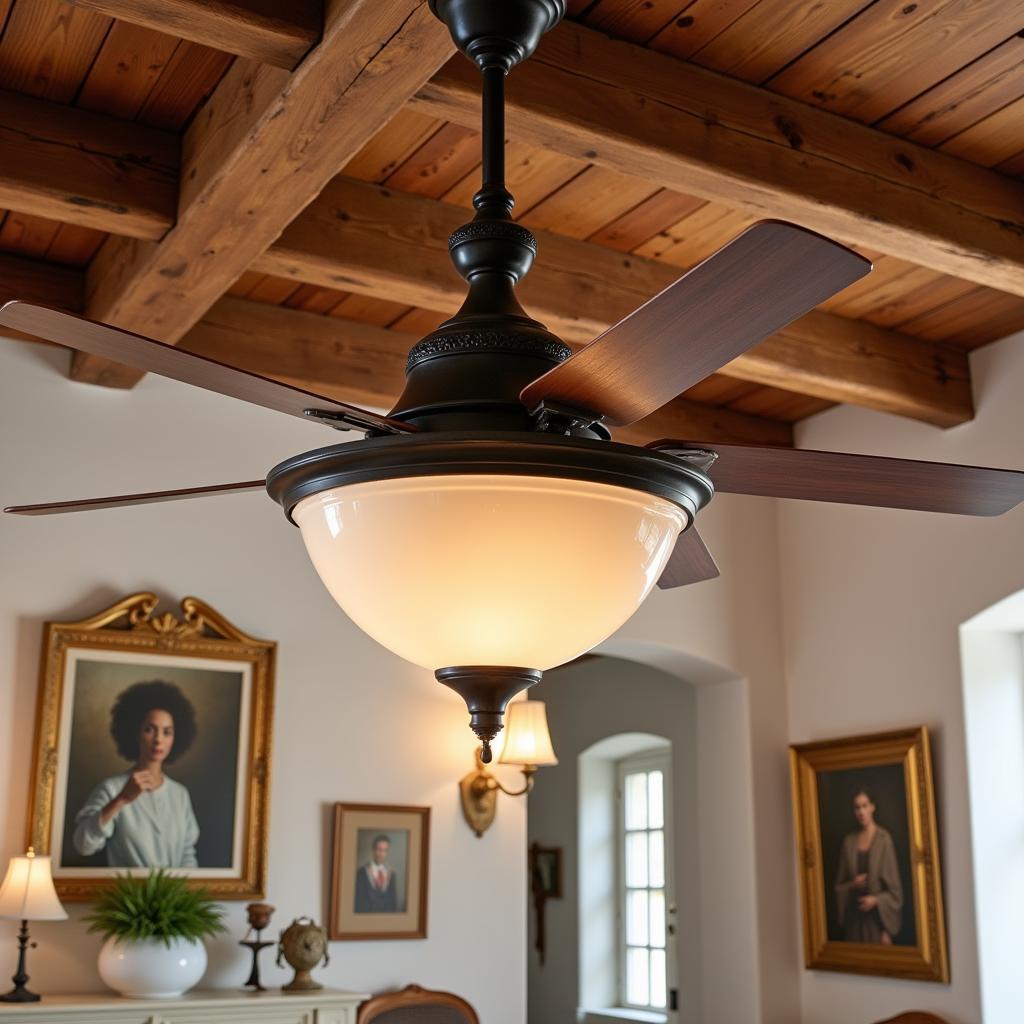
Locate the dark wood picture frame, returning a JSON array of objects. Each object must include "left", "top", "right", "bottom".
[
  {"left": 790, "top": 727, "right": 948, "bottom": 982},
  {"left": 529, "top": 842, "right": 563, "bottom": 966},
  {"left": 530, "top": 843, "right": 563, "bottom": 899},
  {"left": 329, "top": 802, "right": 430, "bottom": 941}
]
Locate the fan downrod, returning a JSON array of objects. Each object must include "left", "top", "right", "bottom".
[{"left": 393, "top": 1, "right": 583, "bottom": 437}]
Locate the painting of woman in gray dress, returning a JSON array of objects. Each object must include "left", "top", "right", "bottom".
[
  {"left": 815, "top": 762, "right": 917, "bottom": 948},
  {"left": 55, "top": 654, "right": 245, "bottom": 874},
  {"left": 834, "top": 788, "right": 903, "bottom": 944},
  {"left": 73, "top": 681, "right": 201, "bottom": 868}
]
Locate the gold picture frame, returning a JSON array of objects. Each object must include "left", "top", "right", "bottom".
[
  {"left": 790, "top": 727, "right": 948, "bottom": 982},
  {"left": 27, "top": 592, "right": 275, "bottom": 901}
]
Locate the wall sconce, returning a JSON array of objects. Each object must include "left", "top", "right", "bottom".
[{"left": 460, "top": 701, "right": 558, "bottom": 837}]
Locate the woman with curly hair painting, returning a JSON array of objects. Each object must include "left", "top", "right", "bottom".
[
  {"left": 72, "top": 680, "right": 200, "bottom": 868},
  {"left": 834, "top": 787, "right": 904, "bottom": 944}
]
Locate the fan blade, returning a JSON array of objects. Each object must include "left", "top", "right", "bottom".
[
  {"left": 521, "top": 222, "right": 870, "bottom": 426},
  {"left": 657, "top": 527, "right": 720, "bottom": 589},
  {"left": 0, "top": 301, "right": 413, "bottom": 435},
  {"left": 5, "top": 480, "right": 266, "bottom": 516},
  {"left": 650, "top": 441, "right": 1024, "bottom": 517}
]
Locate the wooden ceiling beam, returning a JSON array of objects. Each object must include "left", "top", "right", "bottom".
[
  {"left": 413, "top": 20, "right": 1024, "bottom": 298},
  {"left": 0, "top": 256, "right": 83, "bottom": 346},
  {"left": 181, "top": 297, "right": 795, "bottom": 448},
  {"left": 69, "top": 0, "right": 455, "bottom": 388},
  {"left": 65, "top": 0, "right": 321, "bottom": 69},
  {"left": 0, "top": 89, "right": 178, "bottom": 240},
  {"left": 253, "top": 177, "right": 973, "bottom": 428},
  {"left": 0, "top": 254, "right": 83, "bottom": 312}
]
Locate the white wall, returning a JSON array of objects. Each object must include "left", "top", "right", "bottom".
[
  {"left": 526, "top": 657, "right": 760, "bottom": 1024},
  {"left": 0, "top": 340, "right": 526, "bottom": 1019},
  {"left": 778, "top": 331, "right": 1024, "bottom": 1024},
  {"left": 526, "top": 659, "right": 699, "bottom": 1024},
  {"left": 604, "top": 492, "right": 797, "bottom": 1024}
]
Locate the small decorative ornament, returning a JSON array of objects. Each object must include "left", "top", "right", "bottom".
[
  {"left": 239, "top": 902, "right": 275, "bottom": 992},
  {"left": 276, "top": 917, "right": 329, "bottom": 993}
]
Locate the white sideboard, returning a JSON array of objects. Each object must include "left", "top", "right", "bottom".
[{"left": 0, "top": 988, "right": 368, "bottom": 1024}]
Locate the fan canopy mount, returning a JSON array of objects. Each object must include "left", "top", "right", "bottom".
[{"left": 428, "top": 0, "right": 566, "bottom": 71}]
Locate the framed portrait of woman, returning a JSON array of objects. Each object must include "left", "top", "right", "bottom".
[
  {"left": 26, "top": 592, "right": 275, "bottom": 901},
  {"left": 790, "top": 727, "right": 948, "bottom": 982}
]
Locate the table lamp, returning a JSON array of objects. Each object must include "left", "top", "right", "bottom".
[{"left": 0, "top": 848, "right": 67, "bottom": 1002}]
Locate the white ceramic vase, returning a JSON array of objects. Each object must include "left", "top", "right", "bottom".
[{"left": 98, "top": 935, "right": 208, "bottom": 998}]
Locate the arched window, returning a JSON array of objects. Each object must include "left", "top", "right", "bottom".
[
  {"left": 618, "top": 746, "right": 674, "bottom": 1012},
  {"left": 578, "top": 732, "right": 674, "bottom": 1023}
]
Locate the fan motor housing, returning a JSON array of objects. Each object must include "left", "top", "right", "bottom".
[{"left": 266, "top": 432, "right": 715, "bottom": 528}]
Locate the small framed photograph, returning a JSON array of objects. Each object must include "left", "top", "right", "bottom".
[
  {"left": 329, "top": 802, "right": 430, "bottom": 940},
  {"left": 530, "top": 843, "right": 562, "bottom": 899},
  {"left": 790, "top": 727, "right": 948, "bottom": 982},
  {"left": 27, "top": 593, "right": 275, "bottom": 901}
]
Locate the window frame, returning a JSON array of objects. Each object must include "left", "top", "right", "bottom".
[{"left": 615, "top": 747, "right": 674, "bottom": 1014}]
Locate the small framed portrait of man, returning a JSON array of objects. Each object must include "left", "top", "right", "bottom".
[
  {"left": 26, "top": 593, "right": 275, "bottom": 901},
  {"left": 330, "top": 803, "right": 430, "bottom": 940},
  {"left": 790, "top": 727, "right": 948, "bottom": 982}
]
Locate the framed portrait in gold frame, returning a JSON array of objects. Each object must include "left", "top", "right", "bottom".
[
  {"left": 790, "top": 727, "right": 948, "bottom": 982},
  {"left": 26, "top": 592, "right": 275, "bottom": 901}
]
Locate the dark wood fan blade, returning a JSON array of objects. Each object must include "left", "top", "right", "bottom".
[
  {"left": 521, "top": 221, "right": 870, "bottom": 426},
  {"left": 650, "top": 441, "right": 1024, "bottom": 517},
  {"left": 657, "top": 527, "right": 720, "bottom": 589},
  {"left": 0, "top": 301, "right": 413, "bottom": 435},
  {"left": 5, "top": 480, "right": 267, "bottom": 516}
]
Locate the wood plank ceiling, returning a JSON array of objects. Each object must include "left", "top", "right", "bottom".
[{"left": 1, "top": 0, "right": 1023, "bottom": 449}]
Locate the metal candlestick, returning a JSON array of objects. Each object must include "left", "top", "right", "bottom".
[{"left": 240, "top": 902, "right": 275, "bottom": 992}]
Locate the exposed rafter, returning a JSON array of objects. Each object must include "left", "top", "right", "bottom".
[
  {"left": 180, "top": 297, "right": 795, "bottom": 448},
  {"left": 65, "top": 0, "right": 322, "bottom": 69},
  {"left": 69, "top": 0, "right": 456, "bottom": 387},
  {"left": 0, "top": 2, "right": 992, "bottom": 432},
  {"left": 0, "top": 89, "right": 178, "bottom": 240},
  {"left": 0, "top": 254, "right": 83, "bottom": 312},
  {"left": 254, "top": 177, "right": 973, "bottom": 428},
  {"left": 413, "top": 19, "right": 1024, "bottom": 297}
]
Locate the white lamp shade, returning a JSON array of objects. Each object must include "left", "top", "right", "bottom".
[
  {"left": 499, "top": 700, "right": 558, "bottom": 767},
  {"left": 294, "top": 474, "right": 686, "bottom": 671},
  {"left": 0, "top": 851, "right": 67, "bottom": 921}
]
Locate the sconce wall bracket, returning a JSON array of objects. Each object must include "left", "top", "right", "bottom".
[{"left": 459, "top": 751, "right": 537, "bottom": 837}]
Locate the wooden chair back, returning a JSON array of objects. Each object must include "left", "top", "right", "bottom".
[
  {"left": 358, "top": 984, "right": 479, "bottom": 1024},
  {"left": 874, "top": 1014, "right": 951, "bottom": 1024}
]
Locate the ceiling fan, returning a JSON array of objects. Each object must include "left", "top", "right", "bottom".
[{"left": 5, "top": 0, "right": 1023, "bottom": 758}]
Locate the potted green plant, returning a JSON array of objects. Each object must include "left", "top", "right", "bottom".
[{"left": 85, "top": 870, "right": 225, "bottom": 998}]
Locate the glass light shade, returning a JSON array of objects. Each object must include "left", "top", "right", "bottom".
[
  {"left": 293, "top": 474, "right": 686, "bottom": 671},
  {"left": 0, "top": 851, "right": 67, "bottom": 921},
  {"left": 499, "top": 700, "right": 558, "bottom": 767}
]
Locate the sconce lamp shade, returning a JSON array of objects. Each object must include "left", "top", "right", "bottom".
[
  {"left": 499, "top": 701, "right": 558, "bottom": 767},
  {"left": 0, "top": 851, "right": 66, "bottom": 921}
]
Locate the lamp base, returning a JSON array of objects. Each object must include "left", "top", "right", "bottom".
[
  {"left": 2, "top": 920, "right": 41, "bottom": 1003},
  {"left": 1, "top": 986, "right": 41, "bottom": 1003},
  {"left": 436, "top": 665, "right": 541, "bottom": 761}
]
